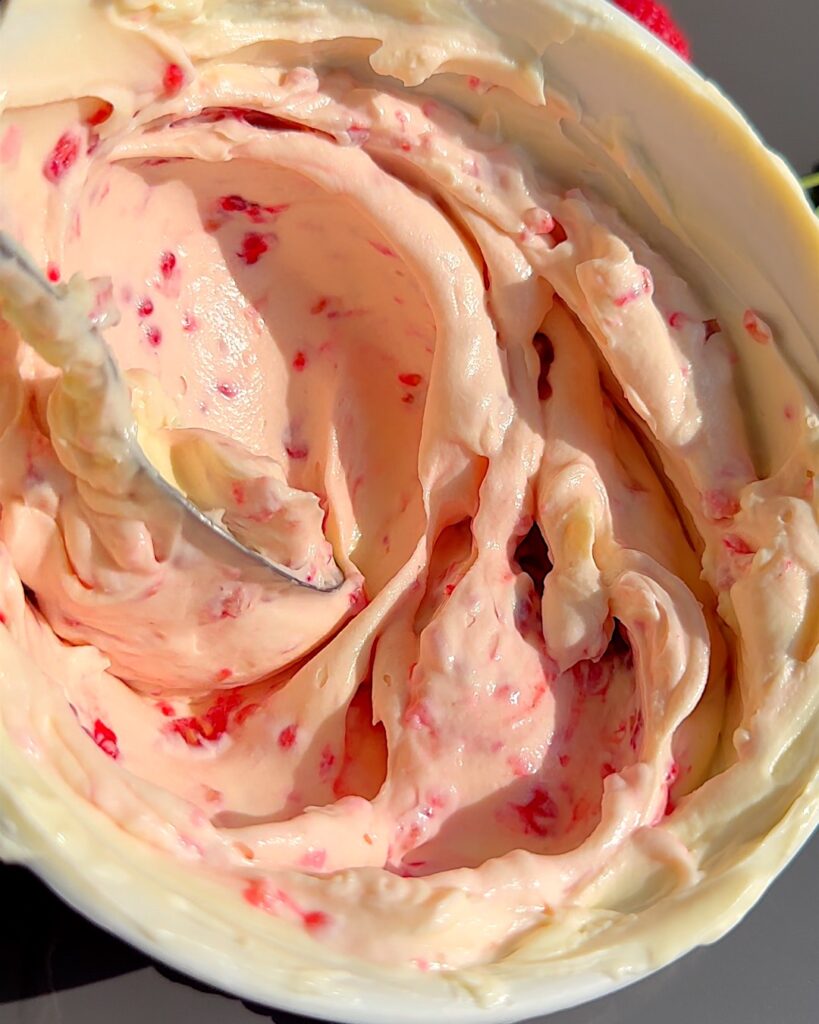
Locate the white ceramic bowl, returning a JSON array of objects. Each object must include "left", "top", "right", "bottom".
[{"left": 1, "top": 2, "right": 817, "bottom": 1022}]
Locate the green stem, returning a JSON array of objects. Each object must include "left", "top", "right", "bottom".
[{"left": 802, "top": 172, "right": 819, "bottom": 191}]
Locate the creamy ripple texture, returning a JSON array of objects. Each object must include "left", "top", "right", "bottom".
[{"left": 1, "top": 0, "right": 818, "bottom": 1008}]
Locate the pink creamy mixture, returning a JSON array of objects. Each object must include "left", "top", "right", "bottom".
[{"left": 0, "top": 62, "right": 806, "bottom": 968}]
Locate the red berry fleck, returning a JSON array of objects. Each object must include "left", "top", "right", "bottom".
[
  {"left": 369, "top": 240, "right": 396, "bottom": 257},
  {"left": 549, "top": 219, "right": 568, "bottom": 246},
  {"left": 242, "top": 879, "right": 269, "bottom": 910},
  {"left": 723, "top": 534, "right": 755, "bottom": 557},
  {"left": 743, "top": 309, "right": 772, "bottom": 345},
  {"left": 278, "top": 724, "right": 298, "bottom": 749},
  {"left": 163, "top": 63, "right": 185, "bottom": 97},
  {"left": 168, "top": 690, "right": 243, "bottom": 746},
  {"left": 157, "top": 701, "right": 175, "bottom": 717},
  {"left": 217, "top": 381, "right": 238, "bottom": 398},
  {"left": 300, "top": 849, "right": 327, "bottom": 870},
  {"left": 86, "top": 102, "right": 113, "bottom": 127},
  {"left": 401, "top": 392, "right": 415, "bottom": 404},
  {"left": 613, "top": 1, "right": 691, "bottom": 60},
  {"left": 285, "top": 444, "right": 308, "bottom": 459},
  {"left": 319, "top": 744, "right": 336, "bottom": 779},
  {"left": 137, "top": 297, "right": 154, "bottom": 317},
  {"left": 43, "top": 131, "right": 80, "bottom": 183},
  {"left": 46, "top": 263, "right": 61, "bottom": 283},
  {"left": 91, "top": 719, "right": 120, "bottom": 760},
  {"left": 704, "top": 318, "right": 722, "bottom": 340},
  {"left": 159, "top": 250, "right": 177, "bottom": 278},
  {"left": 303, "top": 910, "right": 330, "bottom": 931},
  {"left": 144, "top": 324, "right": 162, "bottom": 347},
  {"left": 398, "top": 372, "right": 422, "bottom": 387},
  {"left": 238, "top": 232, "right": 269, "bottom": 265},
  {"left": 181, "top": 311, "right": 198, "bottom": 332},
  {"left": 514, "top": 787, "right": 558, "bottom": 837},
  {"left": 220, "top": 194, "right": 248, "bottom": 212},
  {"left": 215, "top": 667, "right": 233, "bottom": 683},
  {"left": 310, "top": 296, "right": 329, "bottom": 315},
  {"left": 235, "top": 703, "right": 260, "bottom": 726},
  {"left": 292, "top": 351, "right": 307, "bottom": 371}
]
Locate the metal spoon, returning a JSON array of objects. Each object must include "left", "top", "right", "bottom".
[{"left": 0, "top": 230, "right": 343, "bottom": 593}]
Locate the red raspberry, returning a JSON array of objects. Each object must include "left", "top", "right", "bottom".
[{"left": 613, "top": 1, "right": 691, "bottom": 60}]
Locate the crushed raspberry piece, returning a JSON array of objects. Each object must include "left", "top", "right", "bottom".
[
  {"left": 613, "top": 1, "right": 691, "bottom": 60},
  {"left": 704, "top": 318, "right": 722, "bottom": 341},
  {"left": 514, "top": 788, "right": 558, "bottom": 837},
  {"left": 285, "top": 443, "right": 308, "bottom": 459},
  {"left": 401, "top": 392, "right": 415, "bottom": 404},
  {"left": 278, "top": 724, "right": 298, "bottom": 749},
  {"left": 168, "top": 690, "right": 244, "bottom": 746},
  {"left": 743, "top": 309, "right": 773, "bottom": 345},
  {"left": 238, "top": 232, "right": 269, "bottom": 265},
  {"left": 217, "top": 381, "right": 238, "bottom": 398},
  {"left": 723, "top": 534, "right": 755, "bottom": 557},
  {"left": 91, "top": 719, "right": 120, "bottom": 760},
  {"left": 46, "top": 263, "right": 61, "bottom": 283},
  {"left": 159, "top": 250, "right": 177, "bottom": 278},
  {"left": 181, "top": 311, "right": 198, "bottom": 332},
  {"left": 243, "top": 879, "right": 271, "bottom": 910},
  {"left": 137, "top": 297, "right": 154, "bottom": 317},
  {"left": 144, "top": 324, "right": 162, "bottom": 347},
  {"left": 319, "top": 744, "right": 336, "bottom": 779},
  {"left": 156, "top": 701, "right": 175, "bottom": 717},
  {"left": 215, "top": 667, "right": 233, "bottom": 683},
  {"left": 300, "top": 849, "right": 327, "bottom": 870},
  {"left": 292, "top": 351, "right": 307, "bottom": 371},
  {"left": 235, "top": 703, "right": 260, "bottom": 726},
  {"left": 43, "top": 131, "right": 80, "bottom": 183},
  {"left": 303, "top": 910, "right": 330, "bottom": 931},
  {"left": 369, "top": 240, "right": 396, "bottom": 257},
  {"left": 163, "top": 63, "right": 185, "bottom": 97},
  {"left": 398, "top": 372, "right": 422, "bottom": 387},
  {"left": 220, "top": 194, "right": 248, "bottom": 212},
  {"left": 86, "top": 102, "right": 113, "bottom": 127}
]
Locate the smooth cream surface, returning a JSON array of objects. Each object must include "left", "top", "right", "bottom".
[{"left": 0, "top": 0, "right": 818, "bottom": 1007}]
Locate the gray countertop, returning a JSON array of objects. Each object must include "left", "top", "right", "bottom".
[{"left": 1, "top": 2, "right": 817, "bottom": 1022}]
